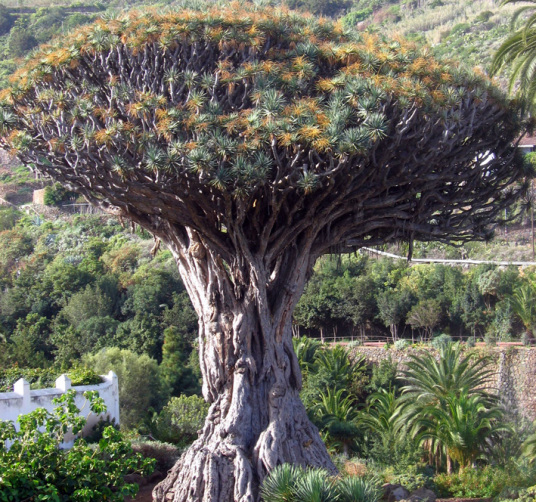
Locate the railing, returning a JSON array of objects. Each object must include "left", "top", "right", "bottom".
[{"left": 360, "top": 247, "right": 536, "bottom": 267}]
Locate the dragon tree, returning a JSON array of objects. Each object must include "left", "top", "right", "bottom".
[{"left": 0, "top": 4, "right": 528, "bottom": 501}]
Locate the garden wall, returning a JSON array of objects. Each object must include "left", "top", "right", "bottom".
[
  {"left": 0, "top": 371, "right": 119, "bottom": 447},
  {"left": 351, "top": 346, "right": 536, "bottom": 421}
]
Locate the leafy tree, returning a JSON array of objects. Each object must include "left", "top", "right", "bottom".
[
  {"left": 0, "top": 389, "right": 154, "bottom": 501},
  {"left": 160, "top": 326, "right": 201, "bottom": 397},
  {"left": 377, "top": 288, "right": 416, "bottom": 341},
  {"left": 0, "top": 5, "right": 14, "bottom": 36},
  {"left": 8, "top": 27, "right": 37, "bottom": 57},
  {"left": 0, "top": 5, "right": 527, "bottom": 500},
  {"left": 114, "top": 313, "right": 163, "bottom": 360},
  {"left": 9, "top": 313, "right": 52, "bottom": 367},
  {"left": 84, "top": 347, "right": 163, "bottom": 430},
  {"left": 60, "top": 283, "right": 113, "bottom": 328},
  {"left": 406, "top": 298, "right": 442, "bottom": 341}
]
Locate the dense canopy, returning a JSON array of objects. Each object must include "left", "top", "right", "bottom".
[{"left": 0, "top": 3, "right": 527, "bottom": 261}]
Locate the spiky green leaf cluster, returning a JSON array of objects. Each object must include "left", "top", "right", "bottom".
[{"left": 0, "top": 3, "right": 512, "bottom": 197}]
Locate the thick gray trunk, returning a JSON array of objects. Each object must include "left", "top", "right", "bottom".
[{"left": 153, "top": 234, "right": 335, "bottom": 501}]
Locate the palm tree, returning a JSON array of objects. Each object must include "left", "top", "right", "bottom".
[
  {"left": 410, "top": 390, "right": 509, "bottom": 473},
  {"left": 522, "top": 429, "right": 536, "bottom": 462},
  {"left": 399, "top": 343, "right": 503, "bottom": 472},
  {"left": 293, "top": 336, "right": 321, "bottom": 375},
  {"left": 400, "top": 342, "right": 495, "bottom": 408},
  {"left": 510, "top": 282, "right": 536, "bottom": 340},
  {"left": 312, "top": 388, "right": 360, "bottom": 456},
  {"left": 491, "top": 0, "right": 536, "bottom": 109},
  {"left": 359, "top": 388, "right": 404, "bottom": 441}
]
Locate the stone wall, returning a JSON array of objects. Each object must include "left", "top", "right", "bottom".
[{"left": 350, "top": 345, "right": 536, "bottom": 421}]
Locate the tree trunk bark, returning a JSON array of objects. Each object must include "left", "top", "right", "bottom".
[{"left": 153, "top": 233, "right": 336, "bottom": 501}]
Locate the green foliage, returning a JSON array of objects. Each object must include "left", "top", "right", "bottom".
[
  {"left": 0, "top": 389, "right": 154, "bottom": 501},
  {"left": 260, "top": 464, "right": 381, "bottom": 502},
  {"left": 43, "top": 182, "right": 77, "bottom": 206},
  {"left": 400, "top": 343, "right": 502, "bottom": 471},
  {"left": 435, "top": 464, "right": 536, "bottom": 498},
  {"left": 151, "top": 394, "right": 209, "bottom": 447},
  {"left": 301, "top": 345, "right": 369, "bottom": 411},
  {"left": 84, "top": 347, "right": 163, "bottom": 430},
  {"left": 0, "top": 366, "right": 102, "bottom": 392},
  {"left": 160, "top": 326, "right": 201, "bottom": 397},
  {"left": 430, "top": 333, "right": 453, "bottom": 349},
  {"left": 8, "top": 26, "right": 37, "bottom": 58},
  {"left": 367, "top": 357, "right": 400, "bottom": 394},
  {"left": 491, "top": 0, "right": 536, "bottom": 110},
  {"left": 342, "top": 8, "right": 373, "bottom": 27},
  {"left": 0, "top": 206, "right": 22, "bottom": 231},
  {"left": 393, "top": 339, "right": 409, "bottom": 350},
  {"left": 131, "top": 439, "right": 181, "bottom": 472},
  {"left": 313, "top": 388, "right": 361, "bottom": 454}
]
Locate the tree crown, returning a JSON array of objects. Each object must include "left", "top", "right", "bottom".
[{"left": 0, "top": 3, "right": 528, "bottom": 261}]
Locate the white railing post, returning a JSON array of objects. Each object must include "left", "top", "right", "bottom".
[
  {"left": 13, "top": 378, "right": 30, "bottom": 408},
  {"left": 55, "top": 374, "right": 72, "bottom": 392}
]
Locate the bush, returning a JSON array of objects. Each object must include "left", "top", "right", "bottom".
[
  {"left": 0, "top": 206, "right": 22, "bottom": 231},
  {"left": 388, "top": 466, "right": 436, "bottom": 493},
  {"left": 0, "top": 390, "right": 154, "bottom": 501},
  {"left": 152, "top": 394, "right": 209, "bottom": 446},
  {"left": 131, "top": 439, "right": 182, "bottom": 472},
  {"left": 434, "top": 464, "right": 536, "bottom": 499},
  {"left": 0, "top": 367, "right": 102, "bottom": 392},
  {"left": 367, "top": 356, "right": 399, "bottom": 394},
  {"left": 43, "top": 182, "right": 76, "bottom": 206},
  {"left": 260, "top": 464, "right": 382, "bottom": 502},
  {"left": 394, "top": 339, "right": 410, "bottom": 351},
  {"left": 430, "top": 333, "right": 452, "bottom": 349}
]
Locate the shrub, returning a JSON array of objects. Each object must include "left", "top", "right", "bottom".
[
  {"left": 394, "top": 339, "right": 410, "bottom": 351},
  {"left": 434, "top": 464, "right": 536, "bottom": 499},
  {"left": 152, "top": 394, "right": 209, "bottom": 446},
  {"left": 260, "top": 464, "right": 381, "bottom": 502},
  {"left": 43, "top": 182, "right": 76, "bottom": 206},
  {"left": 0, "top": 206, "right": 22, "bottom": 232},
  {"left": 367, "top": 356, "right": 399, "bottom": 394},
  {"left": 430, "top": 333, "right": 452, "bottom": 349},
  {"left": 0, "top": 367, "right": 102, "bottom": 392},
  {"left": 131, "top": 439, "right": 182, "bottom": 472},
  {"left": 0, "top": 390, "right": 154, "bottom": 501}
]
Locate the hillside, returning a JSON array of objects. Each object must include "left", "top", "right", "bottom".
[
  {"left": 342, "top": 0, "right": 521, "bottom": 72},
  {"left": 0, "top": 0, "right": 524, "bottom": 88}
]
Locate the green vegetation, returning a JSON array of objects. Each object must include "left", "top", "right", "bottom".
[
  {"left": 0, "top": 389, "right": 154, "bottom": 501},
  {"left": 295, "top": 253, "right": 535, "bottom": 343},
  {"left": 261, "top": 464, "right": 382, "bottom": 502}
]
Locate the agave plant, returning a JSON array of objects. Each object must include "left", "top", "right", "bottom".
[{"left": 260, "top": 464, "right": 381, "bottom": 502}]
